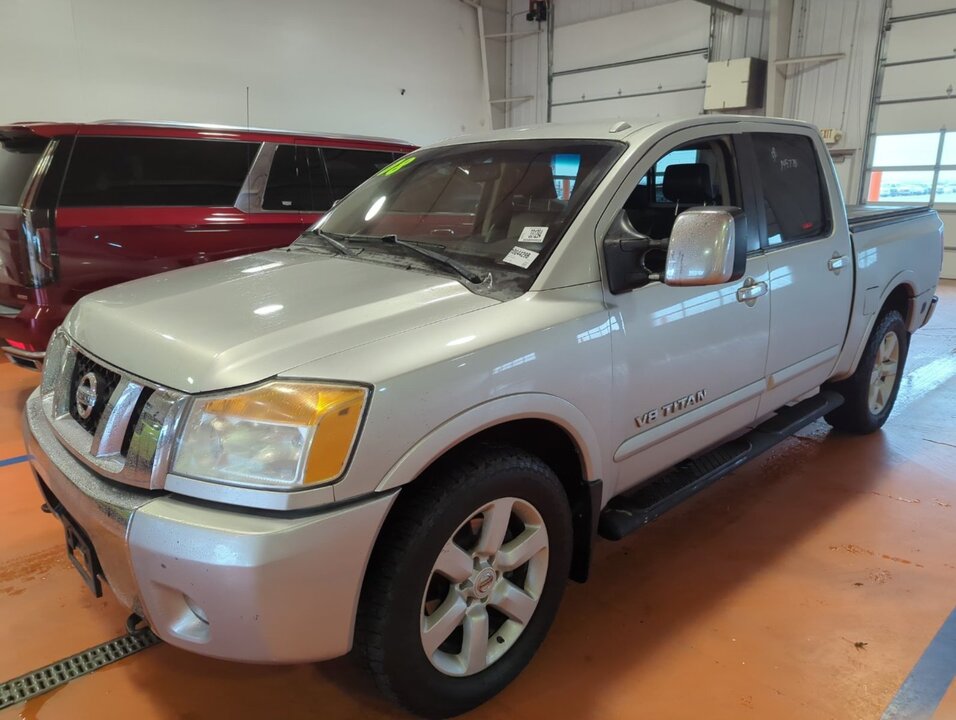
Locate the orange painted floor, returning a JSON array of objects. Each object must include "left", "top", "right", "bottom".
[{"left": 1, "top": 284, "right": 955, "bottom": 720}]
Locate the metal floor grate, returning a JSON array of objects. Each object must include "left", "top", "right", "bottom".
[{"left": 0, "top": 628, "right": 160, "bottom": 710}]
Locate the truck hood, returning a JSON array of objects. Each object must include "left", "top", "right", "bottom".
[{"left": 65, "top": 250, "right": 498, "bottom": 393}]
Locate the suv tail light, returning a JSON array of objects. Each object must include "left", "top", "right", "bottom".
[
  {"left": 17, "top": 206, "right": 57, "bottom": 288},
  {"left": 16, "top": 140, "right": 61, "bottom": 288}
]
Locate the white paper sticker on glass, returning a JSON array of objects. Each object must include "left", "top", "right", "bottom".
[
  {"left": 502, "top": 246, "right": 539, "bottom": 269},
  {"left": 518, "top": 226, "right": 548, "bottom": 243}
]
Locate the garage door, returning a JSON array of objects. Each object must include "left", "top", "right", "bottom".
[
  {"left": 864, "top": 0, "right": 956, "bottom": 278},
  {"left": 549, "top": 0, "right": 710, "bottom": 123}
]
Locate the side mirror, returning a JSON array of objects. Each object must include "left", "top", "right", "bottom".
[{"left": 664, "top": 207, "right": 747, "bottom": 287}]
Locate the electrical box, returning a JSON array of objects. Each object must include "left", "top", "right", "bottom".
[{"left": 704, "top": 58, "right": 767, "bottom": 111}]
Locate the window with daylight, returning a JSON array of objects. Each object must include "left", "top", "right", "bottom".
[
  {"left": 551, "top": 153, "right": 581, "bottom": 200},
  {"left": 865, "top": 131, "right": 956, "bottom": 206}
]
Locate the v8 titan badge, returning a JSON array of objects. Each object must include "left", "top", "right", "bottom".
[
  {"left": 636, "top": 389, "right": 706, "bottom": 428},
  {"left": 502, "top": 246, "right": 539, "bottom": 269}
]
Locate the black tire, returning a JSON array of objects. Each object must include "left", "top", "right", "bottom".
[
  {"left": 824, "top": 309, "right": 909, "bottom": 434},
  {"left": 355, "top": 445, "right": 572, "bottom": 719}
]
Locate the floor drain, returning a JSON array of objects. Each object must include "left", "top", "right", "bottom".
[{"left": 0, "top": 628, "right": 161, "bottom": 709}]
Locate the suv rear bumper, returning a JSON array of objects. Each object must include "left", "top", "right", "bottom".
[
  {"left": 3, "top": 345, "right": 45, "bottom": 370},
  {"left": 22, "top": 388, "right": 396, "bottom": 663},
  {"left": 0, "top": 301, "right": 65, "bottom": 369}
]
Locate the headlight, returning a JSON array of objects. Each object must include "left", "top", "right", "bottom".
[
  {"left": 41, "top": 329, "right": 68, "bottom": 396},
  {"left": 172, "top": 381, "right": 368, "bottom": 490}
]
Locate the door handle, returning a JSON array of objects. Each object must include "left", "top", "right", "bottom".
[
  {"left": 736, "top": 278, "right": 768, "bottom": 304},
  {"left": 828, "top": 253, "right": 849, "bottom": 273}
]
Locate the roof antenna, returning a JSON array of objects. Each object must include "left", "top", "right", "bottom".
[{"left": 245, "top": 86, "right": 251, "bottom": 129}]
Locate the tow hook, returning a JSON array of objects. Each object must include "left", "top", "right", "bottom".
[{"left": 126, "top": 612, "right": 148, "bottom": 634}]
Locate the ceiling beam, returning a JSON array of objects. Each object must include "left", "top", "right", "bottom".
[{"left": 692, "top": 0, "right": 743, "bottom": 15}]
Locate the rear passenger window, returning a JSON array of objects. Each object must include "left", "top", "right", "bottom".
[
  {"left": 59, "top": 137, "right": 258, "bottom": 207},
  {"left": 323, "top": 149, "right": 395, "bottom": 202},
  {"left": 751, "top": 133, "right": 831, "bottom": 245},
  {"left": 263, "top": 145, "right": 312, "bottom": 211},
  {"left": 263, "top": 146, "right": 388, "bottom": 212}
]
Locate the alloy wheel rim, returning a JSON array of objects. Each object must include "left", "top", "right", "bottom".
[
  {"left": 868, "top": 330, "right": 900, "bottom": 415},
  {"left": 420, "top": 497, "right": 549, "bottom": 677}
]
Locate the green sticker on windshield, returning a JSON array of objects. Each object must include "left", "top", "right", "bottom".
[{"left": 378, "top": 156, "right": 417, "bottom": 176}]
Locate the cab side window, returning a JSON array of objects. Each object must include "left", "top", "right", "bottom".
[
  {"left": 750, "top": 133, "right": 831, "bottom": 246},
  {"left": 622, "top": 137, "right": 741, "bottom": 242}
]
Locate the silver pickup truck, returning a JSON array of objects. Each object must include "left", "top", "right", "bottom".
[{"left": 22, "top": 116, "right": 943, "bottom": 718}]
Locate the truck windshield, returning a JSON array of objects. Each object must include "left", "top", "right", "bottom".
[{"left": 296, "top": 139, "right": 624, "bottom": 295}]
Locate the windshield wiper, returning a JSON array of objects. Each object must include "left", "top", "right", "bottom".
[
  {"left": 298, "top": 228, "right": 355, "bottom": 256},
  {"left": 328, "top": 232, "right": 483, "bottom": 284}
]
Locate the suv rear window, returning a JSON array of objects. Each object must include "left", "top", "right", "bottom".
[
  {"left": 59, "top": 137, "right": 258, "bottom": 207},
  {"left": 751, "top": 133, "right": 831, "bottom": 245},
  {"left": 0, "top": 140, "right": 44, "bottom": 207}
]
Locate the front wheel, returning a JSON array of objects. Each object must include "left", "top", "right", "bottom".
[
  {"left": 355, "top": 446, "right": 572, "bottom": 718},
  {"left": 825, "top": 309, "right": 908, "bottom": 434}
]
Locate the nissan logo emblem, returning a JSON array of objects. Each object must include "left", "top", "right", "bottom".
[{"left": 75, "top": 372, "right": 99, "bottom": 420}]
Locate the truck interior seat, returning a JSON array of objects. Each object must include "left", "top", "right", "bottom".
[
  {"left": 487, "top": 161, "right": 559, "bottom": 241},
  {"left": 662, "top": 163, "right": 714, "bottom": 207}
]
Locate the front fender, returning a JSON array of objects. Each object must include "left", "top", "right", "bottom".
[{"left": 375, "top": 393, "right": 603, "bottom": 493}]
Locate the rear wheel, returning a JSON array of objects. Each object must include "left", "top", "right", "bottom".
[
  {"left": 825, "top": 309, "right": 908, "bottom": 434},
  {"left": 356, "top": 446, "right": 572, "bottom": 718}
]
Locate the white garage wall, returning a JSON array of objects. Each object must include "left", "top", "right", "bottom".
[{"left": 0, "top": 0, "right": 494, "bottom": 146}]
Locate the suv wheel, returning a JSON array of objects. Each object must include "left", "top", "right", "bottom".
[{"left": 356, "top": 446, "right": 572, "bottom": 718}]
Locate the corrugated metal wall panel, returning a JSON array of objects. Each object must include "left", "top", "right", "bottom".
[
  {"left": 711, "top": 0, "right": 770, "bottom": 62},
  {"left": 553, "top": 0, "right": 683, "bottom": 27},
  {"left": 549, "top": 1, "right": 710, "bottom": 122}
]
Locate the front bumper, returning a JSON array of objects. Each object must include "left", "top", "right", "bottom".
[{"left": 23, "top": 389, "right": 396, "bottom": 663}]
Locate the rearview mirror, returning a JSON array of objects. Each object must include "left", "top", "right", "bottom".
[{"left": 664, "top": 207, "right": 747, "bottom": 287}]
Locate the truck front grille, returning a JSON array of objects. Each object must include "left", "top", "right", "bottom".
[
  {"left": 43, "top": 338, "right": 187, "bottom": 490},
  {"left": 68, "top": 353, "right": 121, "bottom": 433}
]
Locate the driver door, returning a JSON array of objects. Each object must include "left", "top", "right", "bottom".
[{"left": 601, "top": 128, "right": 771, "bottom": 495}]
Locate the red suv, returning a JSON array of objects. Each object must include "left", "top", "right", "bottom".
[{"left": 0, "top": 121, "right": 414, "bottom": 369}]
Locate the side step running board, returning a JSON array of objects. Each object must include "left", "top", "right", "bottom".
[{"left": 598, "top": 390, "right": 844, "bottom": 541}]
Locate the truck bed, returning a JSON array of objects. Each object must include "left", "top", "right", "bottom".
[{"left": 846, "top": 204, "right": 935, "bottom": 232}]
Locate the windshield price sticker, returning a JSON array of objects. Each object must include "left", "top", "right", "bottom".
[
  {"left": 518, "top": 226, "right": 548, "bottom": 243},
  {"left": 502, "top": 246, "right": 539, "bottom": 269}
]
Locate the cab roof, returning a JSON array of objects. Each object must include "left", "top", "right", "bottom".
[{"left": 432, "top": 115, "right": 818, "bottom": 148}]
